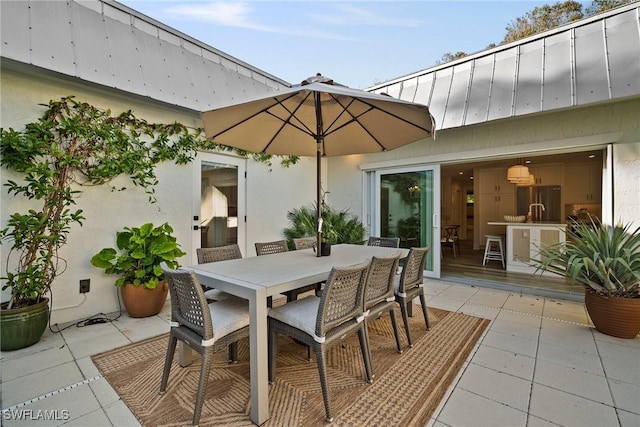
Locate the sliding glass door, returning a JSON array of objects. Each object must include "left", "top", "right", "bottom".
[{"left": 371, "top": 165, "right": 440, "bottom": 277}]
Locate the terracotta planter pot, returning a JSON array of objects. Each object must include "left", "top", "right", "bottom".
[
  {"left": 585, "top": 290, "right": 640, "bottom": 339},
  {"left": 120, "top": 281, "right": 168, "bottom": 318}
]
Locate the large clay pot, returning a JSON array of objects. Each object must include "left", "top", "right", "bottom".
[
  {"left": 585, "top": 290, "right": 640, "bottom": 339},
  {"left": 1, "top": 298, "right": 49, "bottom": 351},
  {"left": 120, "top": 281, "right": 168, "bottom": 318}
]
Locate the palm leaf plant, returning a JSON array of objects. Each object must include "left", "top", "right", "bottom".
[{"left": 283, "top": 202, "right": 366, "bottom": 249}]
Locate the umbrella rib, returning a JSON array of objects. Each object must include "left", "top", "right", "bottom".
[
  {"left": 262, "top": 93, "right": 316, "bottom": 152},
  {"left": 208, "top": 91, "right": 301, "bottom": 140},
  {"left": 322, "top": 95, "right": 432, "bottom": 151}
]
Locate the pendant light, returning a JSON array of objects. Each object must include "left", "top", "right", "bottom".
[{"left": 507, "top": 158, "right": 529, "bottom": 183}]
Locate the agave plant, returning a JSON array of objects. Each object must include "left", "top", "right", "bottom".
[{"left": 534, "top": 216, "right": 640, "bottom": 298}]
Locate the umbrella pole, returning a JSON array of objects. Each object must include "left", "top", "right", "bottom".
[
  {"left": 316, "top": 145, "right": 322, "bottom": 257},
  {"left": 315, "top": 91, "right": 323, "bottom": 257}
]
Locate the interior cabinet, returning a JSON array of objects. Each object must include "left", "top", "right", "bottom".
[
  {"left": 528, "top": 164, "right": 562, "bottom": 185},
  {"left": 477, "top": 168, "right": 515, "bottom": 246},
  {"left": 564, "top": 163, "right": 602, "bottom": 204},
  {"left": 478, "top": 168, "right": 511, "bottom": 194}
]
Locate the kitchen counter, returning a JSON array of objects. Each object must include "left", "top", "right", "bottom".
[
  {"left": 488, "top": 222, "right": 567, "bottom": 227},
  {"left": 487, "top": 222, "right": 567, "bottom": 274}
]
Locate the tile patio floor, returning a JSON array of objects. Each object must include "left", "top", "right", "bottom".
[{"left": 1, "top": 280, "right": 639, "bottom": 426}]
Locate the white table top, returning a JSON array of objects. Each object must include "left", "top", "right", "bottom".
[{"left": 190, "top": 243, "right": 409, "bottom": 298}]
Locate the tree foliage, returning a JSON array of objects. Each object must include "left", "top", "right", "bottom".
[{"left": 503, "top": 1, "right": 584, "bottom": 43}]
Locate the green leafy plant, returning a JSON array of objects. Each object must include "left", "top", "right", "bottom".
[
  {"left": 283, "top": 201, "right": 366, "bottom": 248},
  {"left": 90, "top": 222, "right": 185, "bottom": 289},
  {"left": 534, "top": 216, "right": 640, "bottom": 298},
  {"left": 0, "top": 96, "right": 297, "bottom": 310}
]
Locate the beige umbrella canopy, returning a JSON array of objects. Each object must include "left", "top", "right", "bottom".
[{"left": 201, "top": 73, "right": 435, "bottom": 255}]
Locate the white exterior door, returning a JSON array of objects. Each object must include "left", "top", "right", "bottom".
[{"left": 192, "top": 152, "right": 246, "bottom": 263}]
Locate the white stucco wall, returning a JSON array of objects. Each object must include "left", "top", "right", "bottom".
[
  {"left": 0, "top": 66, "right": 316, "bottom": 324},
  {"left": 327, "top": 98, "right": 640, "bottom": 232}
]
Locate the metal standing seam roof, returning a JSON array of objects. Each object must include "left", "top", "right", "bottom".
[
  {"left": 369, "top": 3, "right": 640, "bottom": 132},
  {"left": 0, "top": 0, "right": 291, "bottom": 111}
]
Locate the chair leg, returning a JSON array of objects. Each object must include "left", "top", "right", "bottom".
[
  {"left": 228, "top": 342, "right": 238, "bottom": 363},
  {"left": 159, "top": 335, "right": 177, "bottom": 393},
  {"left": 399, "top": 299, "right": 414, "bottom": 347},
  {"left": 419, "top": 293, "right": 430, "bottom": 330},
  {"left": 388, "top": 309, "right": 403, "bottom": 353},
  {"left": 358, "top": 326, "right": 374, "bottom": 383},
  {"left": 192, "top": 348, "right": 212, "bottom": 426},
  {"left": 316, "top": 348, "right": 334, "bottom": 423}
]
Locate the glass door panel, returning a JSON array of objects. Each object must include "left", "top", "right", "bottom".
[
  {"left": 194, "top": 153, "right": 246, "bottom": 261},
  {"left": 375, "top": 166, "right": 439, "bottom": 277}
]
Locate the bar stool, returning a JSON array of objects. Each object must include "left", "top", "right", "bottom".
[{"left": 483, "top": 235, "right": 505, "bottom": 268}]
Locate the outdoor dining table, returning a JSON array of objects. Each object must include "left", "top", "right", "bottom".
[{"left": 188, "top": 243, "right": 409, "bottom": 425}]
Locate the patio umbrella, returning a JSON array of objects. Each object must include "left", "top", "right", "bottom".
[{"left": 201, "top": 73, "right": 435, "bottom": 256}]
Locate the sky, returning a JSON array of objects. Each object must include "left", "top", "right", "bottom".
[{"left": 118, "top": 1, "right": 587, "bottom": 89}]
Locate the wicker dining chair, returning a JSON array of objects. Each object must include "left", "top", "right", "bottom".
[
  {"left": 363, "top": 254, "right": 403, "bottom": 366},
  {"left": 159, "top": 264, "right": 250, "bottom": 426},
  {"left": 367, "top": 236, "right": 401, "bottom": 248},
  {"left": 394, "top": 246, "right": 431, "bottom": 348},
  {"left": 197, "top": 244, "right": 243, "bottom": 302},
  {"left": 268, "top": 261, "right": 373, "bottom": 423},
  {"left": 255, "top": 239, "right": 289, "bottom": 256},
  {"left": 293, "top": 236, "right": 317, "bottom": 250},
  {"left": 196, "top": 244, "right": 245, "bottom": 361},
  {"left": 256, "top": 239, "right": 319, "bottom": 302}
]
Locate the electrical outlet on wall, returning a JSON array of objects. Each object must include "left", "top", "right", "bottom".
[{"left": 79, "top": 279, "right": 90, "bottom": 293}]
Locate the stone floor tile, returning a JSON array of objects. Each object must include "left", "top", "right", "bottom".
[
  {"left": 534, "top": 359, "right": 613, "bottom": 405},
  {"left": 1, "top": 344, "right": 74, "bottom": 382},
  {"left": 113, "top": 314, "right": 169, "bottom": 342},
  {"left": 458, "top": 303, "right": 501, "bottom": 320},
  {"left": 482, "top": 330, "right": 538, "bottom": 357},
  {"left": 618, "top": 409, "right": 640, "bottom": 427},
  {"left": 536, "top": 341, "right": 604, "bottom": 375},
  {"left": 466, "top": 288, "right": 511, "bottom": 307},
  {"left": 65, "top": 331, "right": 131, "bottom": 360},
  {"left": 529, "top": 383, "right": 619, "bottom": 427},
  {"left": 60, "top": 409, "right": 112, "bottom": 427},
  {"left": 457, "top": 363, "right": 532, "bottom": 411},
  {"left": 103, "top": 400, "right": 141, "bottom": 427},
  {"left": 471, "top": 344, "right": 535, "bottom": 380},
  {"left": 539, "top": 318, "right": 598, "bottom": 353},
  {"left": 437, "top": 388, "right": 527, "bottom": 426},
  {"left": 542, "top": 298, "right": 590, "bottom": 324},
  {"left": 503, "top": 294, "right": 545, "bottom": 316},
  {"left": 597, "top": 339, "right": 640, "bottom": 384},
  {"left": 1, "top": 362, "right": 84, "bottom": 408},
  {"left": 490, "top": 316, "right": 541, "bottom": 340},
  {"left": 422, "top": 294, "right": 465, "bottom": 312},
  {"left": 608, "top": 377, "right": 640, "bottom": 414}
]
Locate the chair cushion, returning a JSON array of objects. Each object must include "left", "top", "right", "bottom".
[
  {"left": 204, "top": 288, "right": 238, "bottom": 302},
  {"left": 268, "top": 296, "right": 320, "bottom": 337},
  {"left": 208, "top": 298, "right": 250, "bottom": 341}
]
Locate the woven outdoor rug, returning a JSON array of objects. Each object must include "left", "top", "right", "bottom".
[{"left": 92, "top": 307, "right": 489, "bottom": 426}]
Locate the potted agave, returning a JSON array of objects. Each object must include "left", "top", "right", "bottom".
[
  {"left": 90, "top": 222, "right": 186, "bottom": 318},
  {"left": 534, "top": 216, "right": 640, "bottom": 339}
]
